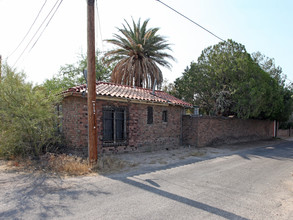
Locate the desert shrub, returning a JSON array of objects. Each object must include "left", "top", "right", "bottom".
[{"left": 0, "top": 63, "right": 61, "bottom": 158}]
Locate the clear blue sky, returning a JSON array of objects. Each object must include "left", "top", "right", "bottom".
[{"left": 0, "top": 0, "right": 292, "bottom": 85}]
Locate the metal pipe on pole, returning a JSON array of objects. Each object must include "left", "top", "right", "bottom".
[{"left": 87, "top": 0, "right": 98, "bottom": 164}]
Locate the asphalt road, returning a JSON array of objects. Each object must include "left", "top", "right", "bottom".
[{"left": 1, "top": 141, "right": 293, "bottom": 220}]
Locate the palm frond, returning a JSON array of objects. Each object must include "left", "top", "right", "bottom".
[{"left": 104, "top": 18, "right": 174, "bottom": 88}]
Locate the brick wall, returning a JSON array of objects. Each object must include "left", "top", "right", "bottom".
[
  {"left": 127, "top": 102, "right": 182, "bottom": 152},
  {"left": 62, "top": 96, "right": 88, "bottom": 150},
  {"left": 277, "top": 129, "right": 291, "bottom": 138},
  {"left": 182, "top": 116, "right": 274, "bottom": 147},
  {"left": 62, "top": 96, "right": 275, "bottom": 154},
  {"left": 62, "top": 96, "right": 183, "bottom": 154}
]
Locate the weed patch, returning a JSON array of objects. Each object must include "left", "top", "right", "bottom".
[
  {"left": 1, "top": 153, "right": 137, "bottom": 176},
  {"left": 188, "top": 150, "right": 206, "bottom": 157},
  {"left": 92, "top": 156, "right": 135, "bottom": 174},
  {"left": 42, "top": 153, "right": 91, "bottom": 175}
]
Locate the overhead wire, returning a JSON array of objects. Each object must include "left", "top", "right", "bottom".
[
  {"left": 156, "top": 0, "right": 225, "bottom": 42},
  {"left": 8, "top": 0, "right": 48, "bottom": 58},
  {"left": 13, "top": 0, "right": 63, "bottom": 66},
  {"left": 95, "top": 0, "right": 104, "bottom": 52},
  {"left": 29, "top": 0, "right": 64, "bottom": 52}
]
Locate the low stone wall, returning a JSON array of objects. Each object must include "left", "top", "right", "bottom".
[{"left": 182, "top": 116, "right": 274, "bottom": 147}]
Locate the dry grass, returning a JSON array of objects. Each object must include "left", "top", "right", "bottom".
[
  {"left": 158, "top": 160, "right": 168, "bottom": 165},
  {"left": 1, "top": 153, "right": 137, "bottom": 176},
  {"left": 42, "top": 153, "right": 91, "bottom": 176},
  {"left": 188, "top": 150, "right": 206, "bottom": 157},
  {"left": 92, "top": 156, "right": 134, "bottom": 174},
  {"left": 148, "top": 160, "right": 157, "bottom": 164},
  {"left": 3, "top": 153, "right": 91, "bottom": 176},
  {"left": 6, "top": 153, "right": 92, "bottom": 176}
]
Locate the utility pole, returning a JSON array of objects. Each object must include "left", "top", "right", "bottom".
[
  {"left": 87, "top": 0, "right": 97, "bottom": 164},
  {"left": 0, "top": 55, "right": 2, "bottom": 80}
]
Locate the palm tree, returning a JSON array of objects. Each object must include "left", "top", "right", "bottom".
[{"left": 104, "top": 18, "right": 174, "bottom": 89}]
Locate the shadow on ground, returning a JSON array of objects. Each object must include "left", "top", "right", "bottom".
[
  {"left": 0, "top": 172, "right": 109, "bottom": 219},
  {"left": 1, "top": 139, "right": 292, "bottom": 219},
  {"left": 105, "top": 139, "right": 293, "bottom": 219},
  {"left": 109, "top": 139, "right": 293, "bottom": 178}
]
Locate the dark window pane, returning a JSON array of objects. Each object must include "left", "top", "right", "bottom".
[
  {"left": 103, "top": 110, "right": 114, "bottom": 141},
  {"left": 147, "top": 107, "right": 153, "bottom": 124},
  {"left": 115, "top": 110, "right": 124, "bottom": 140},
  {"left": 103, "top": 107, "right": 127, "bottom": 144},
  {"left": 162, "top": 110, "right": 167, "bottom": 122},
  {"left": 103, "top": 107, "right": 127, "bottom": 145}
]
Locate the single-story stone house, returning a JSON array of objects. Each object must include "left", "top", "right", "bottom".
[{"left": 60, "top": 81, "right": 193, "bottom": 154}]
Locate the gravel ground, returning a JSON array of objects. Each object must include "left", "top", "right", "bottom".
[{"left": 110, "top": 138, "right": 288, "bottom": 173}]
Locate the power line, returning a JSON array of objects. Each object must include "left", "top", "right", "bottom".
[
  {"left": 156, "top": 0, "right": 225, "bottom": 42},
  {"left": 8, "top": 0, "right": 48, "bottom": 58},
  {"left": 95, "top": 0, "right": 104, "bottom": 51},
  {"left": 13, "top": 0, "right": 63, "bottom": 66},
  {"left": 29, "top": 0, "right": 64, "bottom": 52},
  {"left": 13, "top": 0, "right": 60, "bottom": 66}
]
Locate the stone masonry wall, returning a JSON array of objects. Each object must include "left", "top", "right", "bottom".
[
  {"left": 62, "top": 96, "right": 183, "bottom": 154},
  {"left": 182, "top": 116, "right": 274, "bottom": 147}
]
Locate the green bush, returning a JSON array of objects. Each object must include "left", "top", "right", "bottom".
[
  {"left": 0, "top": 63, "right": 61, "bottom": 158},
  {"left": 279, "top": 121, "right": 293, "bottom": 129}
]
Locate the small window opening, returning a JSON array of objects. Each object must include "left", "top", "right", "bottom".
[
  {"left": 147, "top": 107, "right": 153, "bottom": 124},
  {"left": 162, "top": 110, "right": 167, "bottom": 122}
]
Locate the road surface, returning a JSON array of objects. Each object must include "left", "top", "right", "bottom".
[{"left": 0, "top": 141, "right": 292, "bottom": 219}]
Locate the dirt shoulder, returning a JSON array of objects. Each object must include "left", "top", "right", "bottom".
[
  {"left": 0, "top": 138, "right": 289, "bottom": 176},
  {"left": 108, "top": 138, "right": 288, "bottom": 172}
]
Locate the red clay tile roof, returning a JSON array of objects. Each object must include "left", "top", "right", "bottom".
[{"left": 63, "top": 81, "right": 193, "bottom": 107}]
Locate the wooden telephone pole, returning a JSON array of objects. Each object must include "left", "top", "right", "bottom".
[
  {"left": 0, "top": 55, "right": 2, "bottom": 80},
  {"left": 87, "top": 0, "right": 98, "bottom": 164}
]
